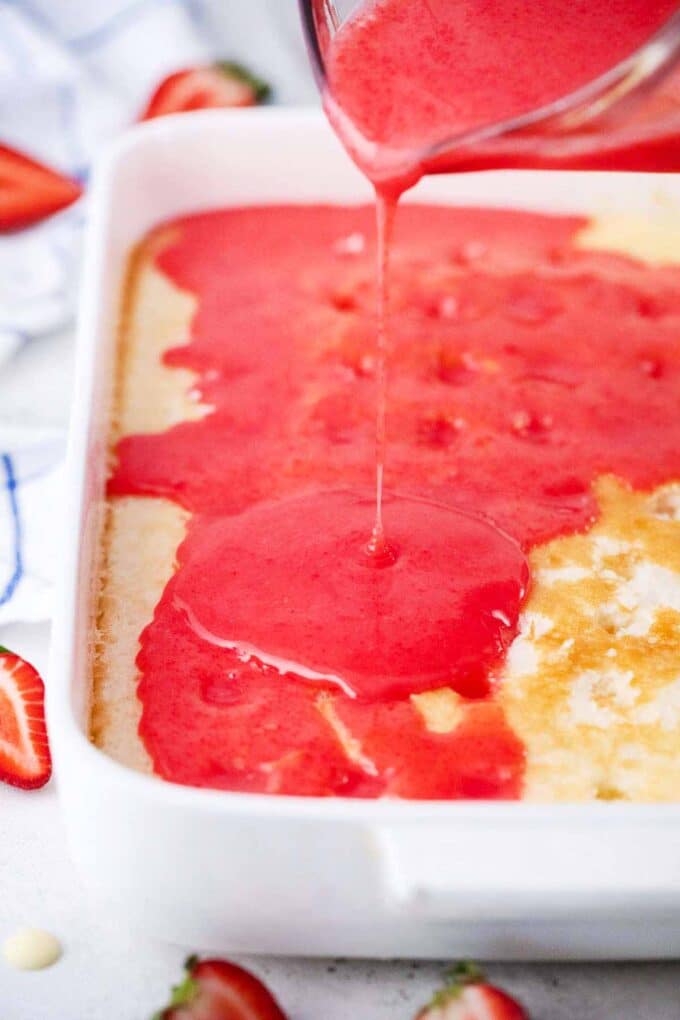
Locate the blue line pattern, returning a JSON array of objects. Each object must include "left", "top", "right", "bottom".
[{"left": 0, "top": 454, "right": 23, "bottom": 608}]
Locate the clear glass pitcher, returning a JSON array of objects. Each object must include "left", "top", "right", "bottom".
[{"left": 299, "top": 0, "right": 680, "bottom": 174}]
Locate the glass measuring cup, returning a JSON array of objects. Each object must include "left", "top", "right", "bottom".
[{"left": 299, "top": 0, "right": 680, "bottom": 181}]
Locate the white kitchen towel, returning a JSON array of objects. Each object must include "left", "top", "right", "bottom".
[
  {"left": 0, "top": 0, "right": 213, "bottom": 357},
  {"left": 0, "top": 1, "right": 313, "bottom": 359},
  {"left": 0, "top": 427, "right": 65, "bottom": 625},
  {"left": 0, "top": 1, "right": 314, "bottom": 625},
  {"left": 0, "top": 0, "right": 213, "bottom": 625}
]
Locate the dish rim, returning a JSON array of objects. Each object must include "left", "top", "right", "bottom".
[{"left": 49, "top": 107, "right": 680, "bottom": 824}]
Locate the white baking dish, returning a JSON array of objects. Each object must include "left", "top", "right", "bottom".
[{"left": 49, "top": 109, "right": 680, "bottom": 960}]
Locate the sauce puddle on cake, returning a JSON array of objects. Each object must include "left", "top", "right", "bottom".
[{"left": 107, "top": 204, "right": 680, "bottom": 797}]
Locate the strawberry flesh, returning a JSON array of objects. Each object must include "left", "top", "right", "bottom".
[
  {"left": 141, "top": 63, "right": 270, "bottom": 121},
  {"left": 0, "top": 144, "right": 81, "bottom": 232},
  {"left": 0, "top": 647, "right": 51, "bottom": 789},
  {"left": 416, "top": 963, "right": 529, "bottom": 1020},
  {"left": 155, "top": 956, "right": 288, "bottom": 1020}
]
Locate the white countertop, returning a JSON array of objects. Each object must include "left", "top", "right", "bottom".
[{"left": 2, "top": 326, "right": 680, "bottom": 1020}]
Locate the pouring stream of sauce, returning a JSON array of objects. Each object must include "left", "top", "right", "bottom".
[
  {"left": 325, "top": 0, "right": 679, "bottom": 548},
  {"left": 108, "top": 0, "right": 680, "bottom": 795}
]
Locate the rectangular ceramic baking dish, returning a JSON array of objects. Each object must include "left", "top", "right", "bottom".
[{"left": 49, "top": 109, "right": 680, "bottom": 960}]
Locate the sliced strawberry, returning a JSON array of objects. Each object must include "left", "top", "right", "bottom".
[
  {"left": 140, "top": 63, "right": 270, "bottom": 121},
  {"left": 0, "top": 646, "right": 51, "bottom": 790},
  {"left": 0, "top": 144, "right": 82, "bottom": 233},
  {"left": 153, "top": 956, "right": 288, "bottom": 1020},
  {"left": 416, "top": 963, "right": 529, "bottom": 1020}
]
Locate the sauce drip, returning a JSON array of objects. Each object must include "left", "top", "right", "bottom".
[
  {"left": 368, "top": 189, "right": 395, "bottom": 559},
  {"left": 111, "top": 204, "right": 680, "bottom": 796}
]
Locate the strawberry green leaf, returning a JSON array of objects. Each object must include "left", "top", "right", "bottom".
[
  {"left": 219, "top": 61, "right": 271, "bottom": 102},
  {"left": 430, "top": 961, "right": 486, "bottom": 1008},
  {"left": 151, "top": 955, "right": 200, "bottom": 1019}
]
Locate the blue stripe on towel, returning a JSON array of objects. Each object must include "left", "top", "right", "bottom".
[{"left": 0, "top": 454, "right": 23, "bottom": 607}]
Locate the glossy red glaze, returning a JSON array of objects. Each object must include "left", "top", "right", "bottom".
[{"left": 110, "top": 205, "right": 680, "bottom": 796}]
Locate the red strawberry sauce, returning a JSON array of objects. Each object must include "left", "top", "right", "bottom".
[
  {"left": 109, "top": 204, "right": 680, "bottom": 797},
  {"left": 324, "top": 0, "right": 680, "bottom": 185}
]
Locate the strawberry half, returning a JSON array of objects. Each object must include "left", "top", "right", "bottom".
[
  {"left": 0, "top": 646, "right": 51, "bottom": 790},
  {"left": 140, "top": 62, "right": 270, "bottom": 121},
  {"left": 153, "top": 956, "right": 288, "bottom": 1020},
  {"left": 0, "top": 144, "right": 82, "bottom": 233},
  {"left": 415, "top": 963, "right": 529, "bottom": 1020}
]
